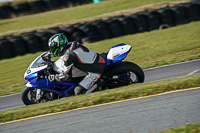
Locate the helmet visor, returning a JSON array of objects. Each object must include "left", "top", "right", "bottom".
[{"left": 50, "top": 43, "right": 58, "bottom": 57}]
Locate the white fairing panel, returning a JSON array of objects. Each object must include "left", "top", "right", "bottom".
[
  {"left": 53, "top": 56, "right": 87, "bottom": 77},
  {"left": 107, "top": 45, "right": 132, "bottom": 60},
  {"left": 26, "top": 82, "right": 32, "bottom": 87},
  {"left": 24, "top": 65, "right": 47, "bottom": 78}
]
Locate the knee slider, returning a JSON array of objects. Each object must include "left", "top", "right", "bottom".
[{"left": 74, "top": 85, "right": 86, "bottom": 95}]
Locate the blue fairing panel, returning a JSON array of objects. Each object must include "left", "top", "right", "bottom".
[
  {"left": 113, "top": 52, "right": 129, "bottom": 62},
  {"left": 25, "top": 73, "right": 38, "bottom": 82},
  {"left": 30, "top": 77, "right": 38, "bottom": 84},
  {"left": 106, "top": 52, "right": 130, "bottom": 67}
]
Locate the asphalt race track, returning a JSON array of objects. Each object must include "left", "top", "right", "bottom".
[
  {"left": 0, "top": 59, "right": 200, "bottom": 133},
  {"left": 1, "top": 88, "right": 200, "bottom": 133}
]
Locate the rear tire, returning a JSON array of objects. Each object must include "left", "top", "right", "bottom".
[{"left": 105, "top": 62, "right": 145, "bottom": 88}]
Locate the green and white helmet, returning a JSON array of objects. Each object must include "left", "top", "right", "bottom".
[{"left": 48, "top": 33, "right": 68, "bottom": 57}]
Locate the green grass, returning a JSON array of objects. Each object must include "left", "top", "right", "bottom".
[
  {"left": 158, "top": 123, "right": 200, "bottom": 133},
  {"left": 0, "top": 21, "right": 200, "bottom": 96},
  {"left": 0, "top": 0, "right": 187, "bottom": 34},
  {"left": 0, "top": 73, "right": 199, "bottom": 123}
]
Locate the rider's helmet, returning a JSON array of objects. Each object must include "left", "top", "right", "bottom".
[{"left": 48, "top": 33, "right": 68, "bottom": 57}]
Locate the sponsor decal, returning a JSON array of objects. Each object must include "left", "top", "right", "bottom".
[{"left": 98, "top": 56, "right": 105, "bottom": 63}]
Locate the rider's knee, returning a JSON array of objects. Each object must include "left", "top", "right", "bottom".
[{"left": 74, "top": 85, "right": 86, "bottom": 95}]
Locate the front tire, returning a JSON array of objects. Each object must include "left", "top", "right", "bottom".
[{"left": 21, "top": 86, "right": 58, "bottom": 105}]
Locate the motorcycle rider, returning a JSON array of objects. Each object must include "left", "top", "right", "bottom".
[{"left": 47, "top": 33, "right": 106, "bottom": 95}]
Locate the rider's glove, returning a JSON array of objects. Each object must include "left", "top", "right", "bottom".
[
  {"left": 55, "top": 74, "right": 62, "bottom": 81},
  {"left": 48, "top": 74, "right": 69, "bottom": 82},
  {"left": 56, "top": 73, "right": 69, "bottom": 81}
]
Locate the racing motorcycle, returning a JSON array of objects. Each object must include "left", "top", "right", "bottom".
[{"left": 22, "top": 43, "right": 145, "bottom": 105}]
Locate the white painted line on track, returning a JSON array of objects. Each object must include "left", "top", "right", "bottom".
[
  {"left": 0, "top": 105, "right": 25, "bottom": 112},
  {"left": 186, "top": 69, "right": 200, "bottom": 76},
  {"left": 144, "top": 59, "right": 200, "bottom": 71},
  {"left": 0, "top": 93, "right": 20, "bottom": 98}
]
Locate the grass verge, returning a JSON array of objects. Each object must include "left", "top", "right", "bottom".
[
  {"left": 0, "top": 0, "right": 188, "bottom": 36},
  {"left": 0, "top": 21, "right": 199, "bottom": 96},
  {"left": 158, "top": 123, "right": 200, "bottom": 133},
  {"left": 0, "top": 74, "right": 200, "bottom": 123}
]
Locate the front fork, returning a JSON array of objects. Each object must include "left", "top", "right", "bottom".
[
  {"left": 26, "top": 82, "right": 42, "bottom": 102},
  {"left": 36, "top": 89, "right": 41, "bottom": 101}
]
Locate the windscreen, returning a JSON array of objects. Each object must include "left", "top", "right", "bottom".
[{"left": 30, "top": 55, "right": 47, "bottom": 68}]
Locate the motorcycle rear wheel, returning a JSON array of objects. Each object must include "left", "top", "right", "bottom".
[{"left": 105, "top": 61, "right": 145, "bottom": 88}]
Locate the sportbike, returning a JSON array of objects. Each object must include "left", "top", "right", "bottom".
[{"left": 22, "top": 43, "right": 145, "bottom": 105}]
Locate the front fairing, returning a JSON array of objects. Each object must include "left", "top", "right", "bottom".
[
  {"left": 23, "top": 52, "right": 80, "bottom": 97},
  {"left": 24, "top": 52, "right": 48, "bottom": 82}
]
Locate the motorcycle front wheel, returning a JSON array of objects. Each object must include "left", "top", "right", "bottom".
[{"left": 21, "top": 86, "right": 58, "bottom": 105}]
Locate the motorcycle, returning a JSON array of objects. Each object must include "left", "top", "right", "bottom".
[{"left": 22, "top": 43, "right": 145, "bottom": 105}]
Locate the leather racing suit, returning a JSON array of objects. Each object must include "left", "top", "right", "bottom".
[{"left": 56, "top": 41, "right": 106, "bottom": 95}]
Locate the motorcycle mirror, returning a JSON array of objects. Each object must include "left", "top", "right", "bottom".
[{"left": 42, "top": 51, "right": 51, "bottom": 62}]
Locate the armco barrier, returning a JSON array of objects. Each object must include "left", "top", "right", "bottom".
[
  {"left": 0, "top": 1, "right": 199, "bottom": 60},
  {"left": 0, "top": 0, "right": 93, "bottom": 19}
]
